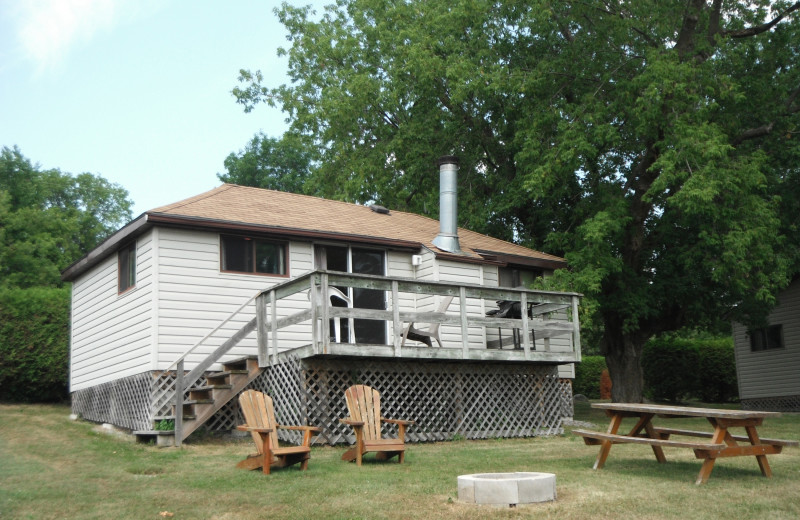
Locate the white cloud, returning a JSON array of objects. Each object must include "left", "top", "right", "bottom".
[{"left": 15, "top": 0, "right": 118, "bottom": 73}]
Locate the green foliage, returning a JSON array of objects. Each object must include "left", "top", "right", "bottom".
[
  {"left": 697, "top": 339, "right": 739, "bottom": 403},
  {"left": 234, "top": 0, "right": 800, "bottom": 401},
  {"left": 217, "top": 132, "right": 315, "bottom": 193},
  {"left": 0, "top": 146, "right": 133, "bottom": 289},
  {"left": 0, "top": 287, "right": 70, "bottom": 402},
  {"left": 154, "top": 419, "right": 175, "bottom": 431},
  {"left": 642, "top": 334, "right": 738, "bottom": 403},
  {"left": 573, "top": 356, "right": 607, "bottom": 399},
  {"left": 0, "top": 147, "right": 133, "bottom": 403}
]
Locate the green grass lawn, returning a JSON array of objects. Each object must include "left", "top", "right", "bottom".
[{"left": 1, "top": 401, "right": 798, "bottom": 519}]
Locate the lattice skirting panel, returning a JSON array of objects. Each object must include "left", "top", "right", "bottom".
[
  {"left": 741, "top": 395, "right": 800, "bottom": 412},
  {"left": 70, "top": 358, "right": 574, "bottom": 444},
  {"left": 71, "top": 372, "right": 153, "bottom": 431},
  {"left": 243, "top": 357, "right": 573, "bottom": 445}
]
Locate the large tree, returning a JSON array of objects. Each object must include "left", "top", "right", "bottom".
[
  {"left": 217, "top": 132, "right": 316, "bottom": 193},
  {"left": 235, "top": 0, "right": 800, "bottom": 401}
]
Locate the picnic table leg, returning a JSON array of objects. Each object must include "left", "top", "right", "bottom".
[
  {"left": 696, "top": 422, "right": 727, "bottom": 485},
  {"left": 643, "top": 421, "right": 667, "bottom": 463},
  {"left": 745, "top": 425, "right": 773, "bottom": 478},
  {"left": 594, "top": 413, "right": 624, "bottom": 470}
]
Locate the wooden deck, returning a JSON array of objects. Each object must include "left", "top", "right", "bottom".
[
  {"left": 155, "top": 270, "right": 582, "bottom": 444},
  {"left": 255, "top": 270, "right": 582, "bottom": 366}
]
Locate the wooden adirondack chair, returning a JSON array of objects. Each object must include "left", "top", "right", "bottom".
[
  {"left": 236, "top": 389, "right": 321, "bottom": 474},
  {"left": 340, "top": 384, "right": 414, "bottom": 466}
]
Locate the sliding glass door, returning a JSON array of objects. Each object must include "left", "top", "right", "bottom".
[{"left": 315, "top": 245, "right": 387, "bottom": 344}]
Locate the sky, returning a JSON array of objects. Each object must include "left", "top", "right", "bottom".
[{"left": 1, "top": 0, "right": 319, "bottom": 218}]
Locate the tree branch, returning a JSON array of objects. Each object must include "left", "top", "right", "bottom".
[
  {"left": 724, "top": 1, "right": 800, "bottom": 38},
  {"left": 675, "top": 0, "right": 704, "bottom": 60},
  {"left": 732, "top": 122, "right": 775, "bottom": 146}
]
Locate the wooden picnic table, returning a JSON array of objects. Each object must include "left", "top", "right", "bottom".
[{"left": 573, "top": 402, "right": 798, "bottom": 485}]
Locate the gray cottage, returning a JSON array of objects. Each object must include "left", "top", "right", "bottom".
[{"left": 63, "top": 159, "right": 582, "bottom": 445}]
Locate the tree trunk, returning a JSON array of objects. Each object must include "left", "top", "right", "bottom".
[{"left": 603, "top": 336, "right": 646, "bottom": 403}]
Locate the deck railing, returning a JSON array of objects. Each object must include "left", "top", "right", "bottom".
[{"left": 256, "top": 270, "right": 582, "bottom": 365}]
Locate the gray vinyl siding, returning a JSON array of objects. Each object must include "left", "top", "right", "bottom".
[
  {"left": 387, "top": 250, "right": 416, "bottom": 339},
  {"left": 733, "top": 279, "right": 800, "bottom": 400},
  {"left": 69, "top": 231, "right": 155, "bottom": 391},
  {"left": 155, "top": 228, "right": 314, "bottom": 369},
  {"left": 436, "top": 260, "right": 486, "bottom": 350}
]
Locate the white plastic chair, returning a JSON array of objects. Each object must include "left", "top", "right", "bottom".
[{"left": 308, "top": 286, "right": 354, "bottom": 343}]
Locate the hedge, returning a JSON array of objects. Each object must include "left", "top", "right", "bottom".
[
  {"left": 0, "top": 287, "right": 70, "bottom": 402},
  {"left": 573, "top": 355, "right": 607, "bottom": 399},
  {"left": 642, "top": 335, "right": 738, "bottom": 403},
  {"left": 575, "top": 336, "right": 738, "bottom": 403}
]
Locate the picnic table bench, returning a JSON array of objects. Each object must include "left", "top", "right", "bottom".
[{"left": 573, "top": 402, "right": 798, "bottom": 484}]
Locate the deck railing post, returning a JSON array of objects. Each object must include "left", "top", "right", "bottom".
[
  {"left": 174, "top": 359, "right": 184, "bottom": 447},
  {"left": 309, "top": 276, "right": 319, "bottom": 354},
  {"left": 392, "top": 280, "right": 401, "bottom": 357},
  {"left": 270, "top": 289, "right": 278, "bottom": 365},
  {"left": 459, "top": 287, "right": 469, "bottom": 357},
  {"left": 520, "top": 292, "right": 531, "bottom": 360},
  {"left": 321, "top": 272, "right": 331, "bottom": 354},
  {"left": 572, "top": 294, "right": 582, "bottom": 361},
  {"left": 256, "top": 293, "right": 268, "bottom": 367}
]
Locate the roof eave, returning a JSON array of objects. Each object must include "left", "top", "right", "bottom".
[{"left": 61, "top": 213, "right": 151, "bottom": 282}]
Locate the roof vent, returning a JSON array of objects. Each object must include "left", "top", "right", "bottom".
[{"left": 369, "top": 204, "right": 390, "bottom": 215}]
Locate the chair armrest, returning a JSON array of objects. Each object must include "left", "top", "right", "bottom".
[
  {"left": 340, "top": 419, "right": 365, "bottom": 427},
  {"left": 277, "top": 424, "right": 322, "bottom": 432},
  {"left": 383, "top": 418, "right": 415, "bottom": 426},
  {"left": 236, "top": 426, "right": 273, "bottom": 433}
]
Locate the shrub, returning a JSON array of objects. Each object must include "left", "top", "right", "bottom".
[
  {"left": 573, "top": 355, "right": 607, "bottom": 399},
  {"left": 0, "top": 287, "right": 70, "bottom": 402},
  {"left": 642, "top": 336, "right": 700, "bottom": 402},
  {"left": 642, "top": 334, "right": 738, "bottom": 403},
  {"left": 696, "top": 338, "right": 738, "bottom": 402}
]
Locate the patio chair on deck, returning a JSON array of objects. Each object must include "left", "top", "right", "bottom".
[
  {"left": 236, "top": 390, "right": 321, "bottom": 474},
  {"left": 340, "top": 384, "right": 414, "bottom": 466},
  {"left": 400, "top": 295, "right": 454, "bottom": 348},
  {"left": 307, "top": 285, "right": 354, "bottom": 343}
]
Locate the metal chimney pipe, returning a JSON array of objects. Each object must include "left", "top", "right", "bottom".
[{"left": 432, "top": 155, "right": 461, "bottom": 253}]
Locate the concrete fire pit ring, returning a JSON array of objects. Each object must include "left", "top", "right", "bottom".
[{"left": 457, "top": 472, "right": 556, "bottom": 506}]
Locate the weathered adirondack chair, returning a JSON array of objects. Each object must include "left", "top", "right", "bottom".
[
  {"left": 401, "top": 295, "right": 454, "bottom": 348},
  {"left": 236, "top": 389, "right": 321, "bottom": 474},
  {"left": 340, "top": 384, "right": 414, "bottom": 466}
]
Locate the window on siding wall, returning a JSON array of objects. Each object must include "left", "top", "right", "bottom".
[
  {"left": 749, "top": 325, "right": 783, "bottom": 352},
  {"left": 221, "top": 235, "right": 287, "bottom": 276},
  {"left": 499, "top": 266, "right": 542, "bottom": 288},
  {"left": 118, "top": 242, "right": 136, "bottom": 293}
]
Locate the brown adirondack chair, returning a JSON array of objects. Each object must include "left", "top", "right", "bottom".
[
  {"left": 236, "top": 389, "right": 321, "bottom": 474},
  {"left": 340, "top": 384, "right": 414, "bottom": 466}
]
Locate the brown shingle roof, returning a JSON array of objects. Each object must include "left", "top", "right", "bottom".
[{"left": 147, "top": 184, "right": 565, "bottom": 268}]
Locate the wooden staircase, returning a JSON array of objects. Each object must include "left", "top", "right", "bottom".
[{"left": 134, "top": 355, "right": 264, "bottom": 446}]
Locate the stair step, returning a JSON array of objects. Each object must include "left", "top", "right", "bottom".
[
  {"left": 155, "top": 414, "right": 197, "bottom": 421},
  {"left": 210, "top": 369, "right": 249, "bottom": 377},
  {"left": 133, "top": 430, "right": 176, "bottom": 447},
  {"left": 222, "top": 355, "right": 259, "bottom": 372},
  {"left": 192, "top": 384, "right": 233, "bottom": 392},
  {"left": 183, "top": 399, "right": 214, "bottom": 405}
]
